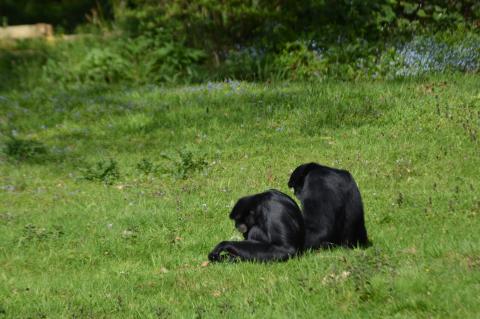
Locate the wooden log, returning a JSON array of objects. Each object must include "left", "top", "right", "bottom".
[{"left": 0, "top": 23, "right": 53, "bottom": 39}]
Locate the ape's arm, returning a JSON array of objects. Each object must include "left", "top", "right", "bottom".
[{"left": 208, "top": 240, "right": 296, "bottom": 262}]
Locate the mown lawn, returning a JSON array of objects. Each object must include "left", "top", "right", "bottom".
[{"left": 0, "top": 75, "right": 479, "bottom": 318}]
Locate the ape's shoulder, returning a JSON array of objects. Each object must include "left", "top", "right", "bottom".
[
  {"left": 266, "top": 189, "right": 301, "bottom": 209},
  {"left": 306, "top": 163, "right": 351, "bottom": 176},
  {"left": 266, "top": 189, "right": 294, "bottom": 200},
  {"left": 289, "top": 162, "right": 352, "bottom": 189},
  {"left": 312, "top": 165, "right": 353, "bottom": 181}
]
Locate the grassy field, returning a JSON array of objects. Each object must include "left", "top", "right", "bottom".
[{"left": 0, "top": 75, "right": 479, "bottom": 318}]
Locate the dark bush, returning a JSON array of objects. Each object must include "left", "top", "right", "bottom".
[{"left": 1, "top": 0, "right": 479, "bottom": 85}]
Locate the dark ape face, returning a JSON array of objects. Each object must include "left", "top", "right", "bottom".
[
  {"left": 288, "top": 163, "right": 316, "bottom": 201},
  {"left": 288, "top": 177, "right": 304, "bottom": 200},
  {"left": 292, "top": 186, "right": 306, "bottom": 201},
  {"left": 230, "top": 209, "right": 256, "bottom": 234},
  {"left": 288, "top": 168, "right": 303, "bottom": 195}
]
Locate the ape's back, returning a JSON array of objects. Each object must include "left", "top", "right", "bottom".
[{"left": 289, "top": 163, "right": 369, "bottom": 248}]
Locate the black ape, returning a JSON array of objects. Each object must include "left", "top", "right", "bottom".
[
  {"left": 208, "top": 189, "right": 304, "bottom": 262},
  {"left": 288, "top": 163, "right": 369, "bottom": 249}
]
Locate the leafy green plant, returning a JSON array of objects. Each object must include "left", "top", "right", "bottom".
[
  {"left": 80, "top": 159, "right": 120, "bottom": 185},
  {"left": 136, "top": 158, "right": 156, "bottom": 175},
  {"left": 161, "top": 149, "right": 208, "bottom": 179},
  {"left": 274, "top": 42, "right": 327, "bottom": 80},
  {"left": 142, "top": 41, "right": 205, "bottom": 83},
  {"left": 77, "top": 48, "right": 130, "bottom": 83}
]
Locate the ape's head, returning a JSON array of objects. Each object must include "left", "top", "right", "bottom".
[
  {"left": 288, "top": 162, "right": 318, "bottom": 198},
  {"left": 229, "top": 197, "right": 257, "bottom": 234}
]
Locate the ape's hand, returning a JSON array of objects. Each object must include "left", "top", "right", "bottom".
[{"left": 208, "top": 242, "right": 235, "bottom": 262}]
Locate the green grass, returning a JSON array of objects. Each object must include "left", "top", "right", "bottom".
[{"left": 0, "top": 75, "right": 479, "bottom": 318}]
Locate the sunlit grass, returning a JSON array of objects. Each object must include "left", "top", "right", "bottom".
[{"left": 1, "top": 75, "right": 479, "bottom": 317}]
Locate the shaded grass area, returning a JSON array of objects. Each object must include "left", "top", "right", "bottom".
[{"left": 0, "top": 75, "right": 479, "bottom": 317}]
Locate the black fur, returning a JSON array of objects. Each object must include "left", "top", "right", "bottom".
[
  {"left": 208, "top": 189, "right": 304, "bottom": 262},
  {"left": 288, "top": 162, "right": 369, "bottom": 249}
]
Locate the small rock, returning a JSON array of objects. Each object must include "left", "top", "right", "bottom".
[{"left": 159, "top": 267, "right": 169, "bottom": 274}]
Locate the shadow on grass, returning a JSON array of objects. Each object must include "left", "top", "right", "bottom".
[
  {"left": 1, "top": 81, "right": 394, "bottom": 168},
  {"left": 2, "top": 136, "right": 85, "bottom": 167},
  {"left": 0, "top": 43, "right": 49, "bottom": 92}
]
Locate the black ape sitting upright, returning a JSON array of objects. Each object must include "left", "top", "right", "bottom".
[
  {"left": 288, "top": 162, "right": 369, "bottom": 249},
  {"left": 208, "top": 189, "right": 304, "bottom": 262}
]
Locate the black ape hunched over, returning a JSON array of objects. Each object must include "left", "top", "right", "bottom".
[
  {"left": 208, "top": 189, "right": 304, "bottom": 262},
  {"left": 288, "top": 162, "right": 369, "bottom": 249}
]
